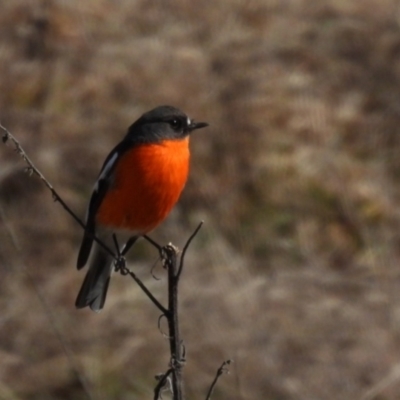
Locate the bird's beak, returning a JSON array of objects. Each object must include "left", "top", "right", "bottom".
[{"left": 189, "top": 121, "right": 209, "bottom": 131}]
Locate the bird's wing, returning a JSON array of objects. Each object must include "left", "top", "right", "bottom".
[{"left": 76, "top": 141, "right": 129, "bottom": 269}]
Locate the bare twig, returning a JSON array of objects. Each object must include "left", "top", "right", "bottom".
[
  {"left": 144, "top": 234, "right": 162, "bottom": 251},
  {"left": 154, "top": 369, "right": 173, "bottom": 400},
  {"left": 205, "top": 360, "right": 232, "bottom": 400},
  {"left": 177, "top": 221, "right": 203, "bottom": 279},
  {"left": 0, "top": 123, "right": 115, "bottom": 258},
  {"left": 116, "top": 260, "right": 168, "bottom": 315}
]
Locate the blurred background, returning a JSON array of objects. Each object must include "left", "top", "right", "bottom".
[{"left": 1, "top": 0, "right": 400, "bottom": 399}]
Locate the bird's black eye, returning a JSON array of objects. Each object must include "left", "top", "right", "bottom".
[{"left": 169, "top": 118, "right": 184, "bottom": 131}]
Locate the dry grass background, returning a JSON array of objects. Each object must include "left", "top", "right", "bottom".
[{"left": 2, "top": 0, "right": 400, "bottom": 399}]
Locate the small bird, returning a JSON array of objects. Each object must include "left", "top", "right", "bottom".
[{"left": 75, "top": 105, "right": 208, "bottom": 311}]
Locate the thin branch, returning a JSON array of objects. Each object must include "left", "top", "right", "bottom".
[
  {"left": 150, "top": 258, "right": 162, "bottom": 281},
  {"left": 118, "top": 263, "right": 168, "bottom": 315},
  {"left": 143, "top": 234, "right": 162, "bottom": 251},
  {"left": 154, "top": 369, "right": 173, "bottom": 400},
  {"left": 205, "top": 360, "right": 232, "bottom": 400},
  {"left": 0, "top": 123, "right": 115, "bottom": 258},
  {"left": 177, "top": 221, "right": 203, "bottom": 279},
  {"left": 121, "top": 236, "right": 139, "bottom": 256}
]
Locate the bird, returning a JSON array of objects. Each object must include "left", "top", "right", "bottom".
[{"left": 75, "top": 105, "right": 208, "bottom": 312}]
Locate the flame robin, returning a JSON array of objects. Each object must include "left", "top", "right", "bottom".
[{"left": 75, "top": 105, "right": 208, "bottom": 311}]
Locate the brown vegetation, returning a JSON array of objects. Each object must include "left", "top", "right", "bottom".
[{"left": 2, "top": 0, "right": 400, "bottom": 399}]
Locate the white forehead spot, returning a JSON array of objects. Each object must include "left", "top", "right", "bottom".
[
  {"left": 187, "top": 117, "right": 191, "bottom": 126},
  {"left": 94, "top": 151, "right": 118, "bottom": 192}
]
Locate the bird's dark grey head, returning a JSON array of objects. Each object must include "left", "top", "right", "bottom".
[{"left": 125, "top": 105, "right": 208, "bottom": 143}]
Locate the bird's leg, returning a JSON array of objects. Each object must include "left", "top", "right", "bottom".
[
  {"left": 113, "top": 235, "right": 140, "bottom": 275},
  {"left": 112, "top": 233, "right": 127, "bottom": 274},
  {"left": 121, "top": 236, "right": 139, "bottom": 256}
]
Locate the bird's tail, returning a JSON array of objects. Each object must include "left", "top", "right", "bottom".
[{"left": 75, "top": 242, "right": 114, "bottom": 312}]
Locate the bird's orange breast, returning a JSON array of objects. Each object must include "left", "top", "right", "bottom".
[{"left": 96, "top": 138, "right": 190, "bottom": 233}]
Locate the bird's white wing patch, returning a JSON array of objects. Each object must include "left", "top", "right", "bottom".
[{"left": 93, "top": 152, "right": 118, "bottom": 192}]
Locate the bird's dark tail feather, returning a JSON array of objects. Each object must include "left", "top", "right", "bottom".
[{"left": 75, "top": 244, "right": 114, "bottom": 312}]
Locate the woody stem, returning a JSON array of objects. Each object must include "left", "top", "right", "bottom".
[{"left": 163, "top": 245, "right": 184, "bottom": 400}]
